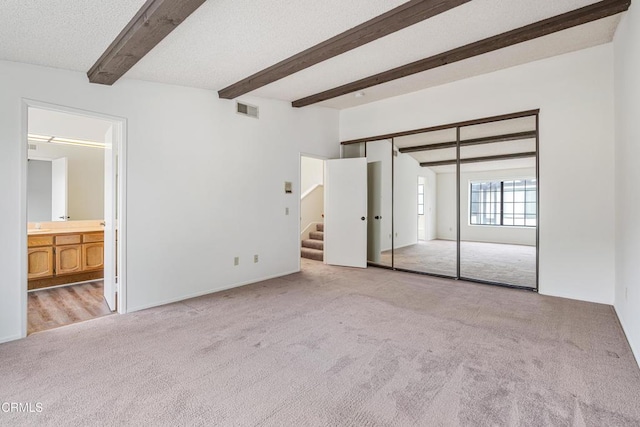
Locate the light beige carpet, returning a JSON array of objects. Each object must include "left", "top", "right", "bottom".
[
  {"left": 1, "top": 259, "right": 639, "bottom": 426},
  {"left": 379, "top": 240, "right": 537, "bottom": 288}
]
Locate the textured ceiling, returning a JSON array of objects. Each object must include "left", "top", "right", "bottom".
[
  {"left": 253, "top": 0, "right": 605, "bottom": 101},
  {"left": 124, "top": 0, "right": 406, "bottom": 90},
  {"left": 398, "top": 116, "right": 537, "bottom": 170},
  {"left": 0, "top": 1, "right": 624, "bottom": 110},
  {"left": 318, "top": 15, "right": 621, "bottom": 109},
  {"left": 0, "top": 0, "right": 147, "bottom": 71}
]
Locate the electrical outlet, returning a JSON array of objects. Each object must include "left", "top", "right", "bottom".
[
  {"left": 285, "top": 207, "right": 289, "bottom": 215},
  {"left": 234, "top": 256, "right": 239, "bottom": 266},
  {"left": 254, "top": 254, "right": 259, "bottom": 263}
]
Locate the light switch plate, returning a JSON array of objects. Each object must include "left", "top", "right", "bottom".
[{"left": 284, "top": 181, "right": 292, "bottom": 194}]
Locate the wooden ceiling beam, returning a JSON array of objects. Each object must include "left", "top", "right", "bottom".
[
  {"left": 459, "top": 151, "right": 537, "bottom": 164},
  {"left": 217, "top": 0, "right": 470, "bottom": 100},
  {"left": 397, "top": 131, "right": 537, "bottom": 153},
  {"left": 294, "top": 0, "right": 631, "bottom": 107},
  {"left": 420, "top": 151, "right": 536, "bottom": 167},
  {"left": 461, "top": 131, "right": 537, "bottom": 146},
  {"left": 87, "top": 0, "right": 207, "bottom": 85},
  {"left": 399, "top": 141, "right": 457, "bottom": 153}
]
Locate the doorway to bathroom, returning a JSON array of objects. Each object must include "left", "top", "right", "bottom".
[{"left": 22, "top": 101, "right": 127, "bottom": 335}]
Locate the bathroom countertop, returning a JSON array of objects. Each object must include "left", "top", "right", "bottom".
[{"left": 28, "top": 227, "right": 105, "bottom": 235}]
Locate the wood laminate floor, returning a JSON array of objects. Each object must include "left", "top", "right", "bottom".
[{"left": 28, "top": 281, "right": 113, "bottom": 335}]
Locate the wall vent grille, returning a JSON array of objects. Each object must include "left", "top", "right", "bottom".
[
  {"left": 28, "top": 144, "right": 37, "bottom": 150},
  {"left": 236, "top": 101, "right": 259, "bottom": 119}
]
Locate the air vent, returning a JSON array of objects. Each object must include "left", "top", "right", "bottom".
[
  {"left": 28, "top": 144, "right": 37, "bottom": 150},
  {"left": 236, "top": 101, "right": 259, "bottom": 119}
]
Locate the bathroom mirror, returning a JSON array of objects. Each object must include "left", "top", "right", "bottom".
[{"left": 27, "top": 143, "right": 105, "bottom": 222}]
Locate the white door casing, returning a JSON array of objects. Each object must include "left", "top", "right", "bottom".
[{"left": 103, "top": 127, "right": 116, "bottom": 311}]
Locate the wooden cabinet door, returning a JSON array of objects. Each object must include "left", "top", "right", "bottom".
[
  {"left": 28, "top": 247, "right": 54, "bottom": 279},
  {"left": 82, "top": 242, "right": 104, "bottom": 271},
  {"left": 56, "top": 245, "right": 82, "bottom": 275}
]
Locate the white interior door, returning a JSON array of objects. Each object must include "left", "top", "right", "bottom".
[
  {"left": 324, "top": 158, "right": 367, "bottom": 268},
  {"left": 51, "top": 157, "right": 68, "bottom": 221},
  {"left": 103, "top": 127, "right": 116, "bottom": 311}
]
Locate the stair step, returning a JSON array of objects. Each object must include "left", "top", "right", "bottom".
[
  {"left": 316, "top": 223, "right": 324, "bottom": 232},
  {"left": 301, "top": 247, "right": 323, "bottom": 261},
  {"left": 302, "top": 239, "right": 324, "bottom": 250},
  {"left": 309, "top": 231, "right": 324, "bottom": 241}
]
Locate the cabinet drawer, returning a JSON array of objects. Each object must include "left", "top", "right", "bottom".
[
  {"left": 83, "top": 233, "right": 104, "bottom": 243},
  {"left": 28, "top": 235, "right": 53, "bottom": 248},
  {"left": 55, "top": 234, "right": 81, "bottom": 245}
]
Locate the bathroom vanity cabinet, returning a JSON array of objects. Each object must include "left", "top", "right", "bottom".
[{"left": 28, "top": 229, "right": 104, "bottom": 290}]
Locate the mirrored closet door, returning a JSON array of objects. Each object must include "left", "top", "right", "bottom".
[
  {"left": 392, "top": 129, "right": 458, "bottom": 277},
  {"left": 340, "top": 110, "right": 539, "bottom": 291},
  {"left": 458, "top": 116, "right": 538, "bottom": 288},
  {"left": 365, "top": 140, "right": 393, "bottom": 268}
]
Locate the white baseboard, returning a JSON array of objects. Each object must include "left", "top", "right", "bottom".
[
  {"left": 0, "top": 333, "right": 24, "bottom": 345},
  {"left": 128, "top": 269, "right": 300, "bottom": 313},
  {"left": 538, "top": 289, "right": 613, "bottom": 306},
  {"left": 614, "top": 305, "right": 640, "bottom": 369}
]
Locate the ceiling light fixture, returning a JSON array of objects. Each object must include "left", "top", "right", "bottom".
[{"left": 27, "top": 133, "right": 107, "bottom": 149}]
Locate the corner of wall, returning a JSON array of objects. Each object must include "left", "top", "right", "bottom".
[{"left": 613, "top": 5, "right": 640, "bottom": 367}]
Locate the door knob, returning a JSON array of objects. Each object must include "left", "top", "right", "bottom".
[
  {"left": 361, "top": 216, "right": 366, "bottom": 221},
  {"left": 375, "top": 216, "right": 381, "bottom": 220}
]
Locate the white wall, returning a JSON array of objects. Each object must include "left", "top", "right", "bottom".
[
  {"left": 300, "top": 156, "right": 325, "bottom": 238},
  {"left": 394, "top": 151, "right": 420, "bottom": 249},
  {"left": 28, "top": 142, "right": 104, "bottom": 220},
  {"left": 29, "top": 108, "right": 112, "bottom": 143},
  {"left": 435, "top": 168, "right": 537, "bottom": 246},
  {"left": 300, "top": 156, "right": 324, "bottom": 196},
  {"left": 436, "top": 174, "right": 456, "bottom": 242},
  {"left": 0, "top": 60, "right": 338, "bottom": 343},
  {"left": 420, "top": 168, "right": 437, "bottom": 241},
  {"left": 340, "top": 44, "right": 616, "bottom": 305},
  {"left": 300, "top": 184, "right": 324, "bottom": 239},
  {"left": 365, "top": 141, "right": 434, "bottom": 251},
  {"left": 614, "top": 6, "right": 640, "bottom": 363},
  {"left": 27, "top": 160, "right": 52, "bottom": 222}
]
